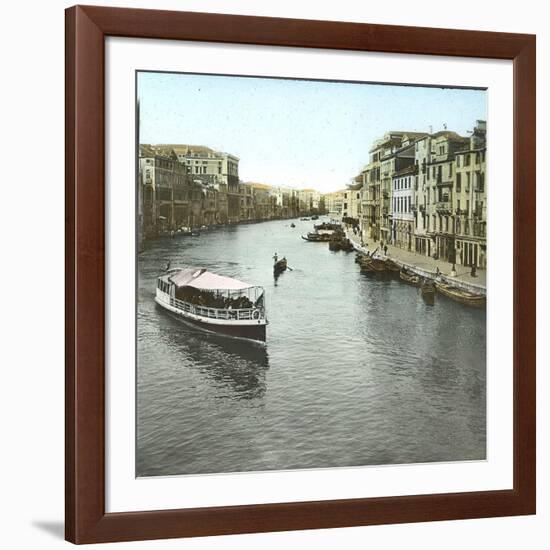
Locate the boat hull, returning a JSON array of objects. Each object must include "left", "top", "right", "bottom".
[
  {"left": 399, "top": 270, "right": 420, "bottom": 285},
  {"left": 435, "top": 282, "right": 486, "bottom": 308},
  {"left": 155, "top": 297, "right": 267, "bottom": 342}
]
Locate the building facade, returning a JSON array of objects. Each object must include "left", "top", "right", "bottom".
[
  {"left": 391, "top": 164, "right": 417, "bottom": 250},
  {"left": 359, "top": 121, "right": 487, "bottom": 269}
]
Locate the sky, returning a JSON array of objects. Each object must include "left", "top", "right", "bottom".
[{"left": 138, "top": 72, "right": 486, "bottom": 194}]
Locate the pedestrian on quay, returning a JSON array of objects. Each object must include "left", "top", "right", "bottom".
[{"left": 384, "top": 244, "right": 388, "bottom": 256}]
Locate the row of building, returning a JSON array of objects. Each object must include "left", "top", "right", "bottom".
[
  {"left": 325, "top": 120, "right": 487, "bottom": 269},
  {"left": 138, "top": 144, "right": 324, "bottom": 239}
]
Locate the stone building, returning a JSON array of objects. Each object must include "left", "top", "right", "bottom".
[
  {"left": 360, "top": 132, "right": 409, "bottom": 242},
  {"left": 453, "top": 121, "right": 487, "bottom": 268},
  {"left": 391, "top": 164, "right": 417, "bottom": 250},
  {"left": 425, "top": 131, "right": 470, "bottom": 263},
  {"left": 342, "top": 182, "right": 362, "bottom": 223},
  {"left": 324, "top": 190, "right": 345, "bottom": 219},
  {"left": 298, "top": 189, "right": 322, "bottom": 215},
  {"left": 239, "top": 183, "right": 255, "bottom": 222},
  {"left": 145, "top": 144, "right": 240, "bottom": 223},
  {"left": 359, "top": 121, "right": 487, "bottom": 270},
  {"left": 138, "top": 145, "right": 195, "bottom": 238},
  {"left": 412, "top": 135, "right": 433, "bottom": 257}
]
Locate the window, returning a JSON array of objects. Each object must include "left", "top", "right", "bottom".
[
  {"left": 456, "top": 173, "right": 462, "bottom": 192},
  {"left": 478, "top": 173, "right": 485, "bottom": 192},
  {"left": 448, "top": 163, "right": 452, "bottom": 177},
  {"left": 457, "top": 156, "right": 461, "bottom": 167},
  {"left": 465, "top": 154, "right": 471, "bottom": 166}
]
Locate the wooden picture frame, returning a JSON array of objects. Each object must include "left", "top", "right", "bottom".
[{"left": 65, "top": 4, "right": 536, "bottom": 544}]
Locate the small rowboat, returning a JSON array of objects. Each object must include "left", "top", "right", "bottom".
[
  {"left": 420, "top": 280, "right": 436, "bottom": 305},
  {"left": 273, "top": 258, "right": 287, "bottom": 274},
  {"left": 301, "top": 232, "right": 332, "bottom": 242},
  {"left": 359, "top": 256, "right": 387, "bottom": 272},
  {"left": 399, "top": 268, "right": 420, "bottom": 285},
  {"left": 435, "top": 282, "right": 486, "bottom": 308}
]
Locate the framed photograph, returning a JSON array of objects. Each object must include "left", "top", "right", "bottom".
[{"left": 65, "top": 5, "right": 536, "bottom": 544}]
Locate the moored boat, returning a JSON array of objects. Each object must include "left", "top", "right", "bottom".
[
  {"left": 290, "top": 223, "right": 296, "bottom": 228},
  {"left": 314, "top": 222, "right": 341, "bottom": 231},
  {"left": 435, "top": 281, "right": 486, "bottom": 308},
  {"left": 359, "top": 255, "right": 387, "bottom": 272},
  {"left": 301, "top": 232, "right": 332, "bottom": 242},
  {"left": 399, "top": 268, "right": 420, "bottom": 285},
  {"left": 420, "top": 279, "right": 436, "bottom": 305},
  {"left": 385, "top": 259, "right": 401, "bottom": 272},
  {"left": 156, "top": 267, "right": 267, "bottom": 342}
]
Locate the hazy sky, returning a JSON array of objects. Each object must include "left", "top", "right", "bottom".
[{"left": 138, "top": 72, "right": 486, "bottom": 193}]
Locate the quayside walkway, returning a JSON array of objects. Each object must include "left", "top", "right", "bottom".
[{"left": 345, "top": 228, "right": 486, "bottom": 294}]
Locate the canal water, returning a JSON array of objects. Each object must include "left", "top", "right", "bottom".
[{"left": 137, "top": 218, "right": 486, "bottom": 477}]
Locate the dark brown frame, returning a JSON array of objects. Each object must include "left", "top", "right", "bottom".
[{"left": 65, "top": 4, "right": 536, "bottom": 544}]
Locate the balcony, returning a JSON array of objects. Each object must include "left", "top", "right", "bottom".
[{"left": 436, "top": 201, "right": 452, "bottom": 214}]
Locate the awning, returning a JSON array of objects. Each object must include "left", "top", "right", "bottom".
[
  {"left": 169, "top": 268, "right": 253, "bottom": 291},
  {"left": 188, "top": 271, "right": 252, "bottom": 291}
]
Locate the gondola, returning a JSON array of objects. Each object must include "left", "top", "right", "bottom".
[
  {"left": 399, "top": 268, "right": 420, "bottom": 285},
  {"left": 273, "top": 258, "right": 288, "bottom": 274},
  {"left": 301, "top": 232, "right": 332, "bottom": 242},
  {"left": 420, "top": 280, "right": 436, "bottom": 305},
  {"left": 435, "top": 281, "right": 486, "bottom": 308}
]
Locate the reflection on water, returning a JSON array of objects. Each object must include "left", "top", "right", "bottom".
[
  {"left": 161, "top": 309, "right": 269, "bottom": 399},
  {"left": 137, "top": 218, "right": 486, "bottom": 476}
]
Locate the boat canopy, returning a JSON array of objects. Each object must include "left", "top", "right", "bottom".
[{"left": 169, "top": 268, "right": 255, "bottom": 291}]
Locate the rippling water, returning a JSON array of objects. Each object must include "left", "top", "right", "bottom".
[{"left": 137, "top": 218, "right": 486, "bottom": 476}]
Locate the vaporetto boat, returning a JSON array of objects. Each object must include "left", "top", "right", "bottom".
[{"left": 156, "top": 267, "right": 267, "bottom": 343}]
